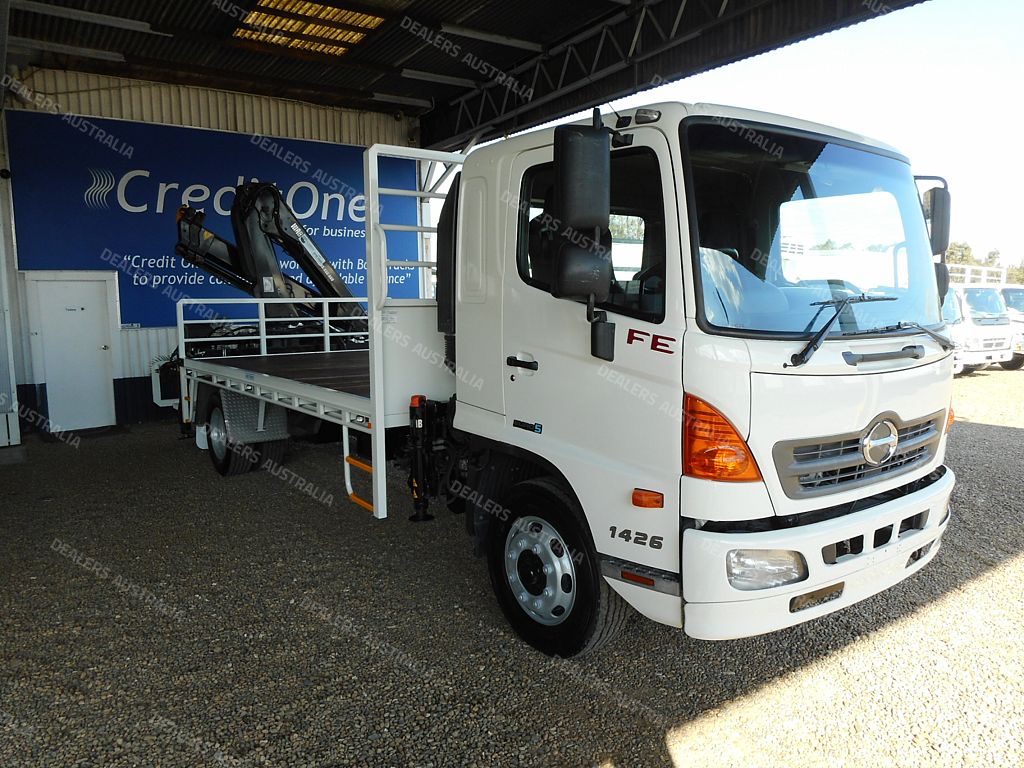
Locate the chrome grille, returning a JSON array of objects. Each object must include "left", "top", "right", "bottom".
[
  {"left": 983, "top": 338, "right": 1008, "bottom": 350},
  {"left": 773, "top": 412, "right": 944, "bottom": 499}
]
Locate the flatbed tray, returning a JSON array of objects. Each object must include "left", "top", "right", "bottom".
[{"left": 192, "top": 351, "right": 371, "bottom": 398}]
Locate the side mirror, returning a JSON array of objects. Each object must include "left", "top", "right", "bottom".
[
  {"left": 550, "top": 110, "right": 616, "bottom": 361},
  {"left": 935, "top": 262, "right": 950, "bottom": 311},
  {"left": 550, "top": 121, "right": 612, "bottom": 301},
  {"left": 917, "top": 177, "right": 951, "bottom": 258}
]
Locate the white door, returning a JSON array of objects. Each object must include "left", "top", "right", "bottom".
[
  {"left": 498, "top": 130, "right": 686, "bottom": 572},
  {"left": 36, "top": 279, "right": 116, "bottom": 430}
]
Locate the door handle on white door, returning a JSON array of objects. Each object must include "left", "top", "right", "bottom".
[
  {"left": 506, "top": 355, "right": 538, "bottom": 371},
  {"left": 100, "top": 345, "right": 110, "bottom": 350}
]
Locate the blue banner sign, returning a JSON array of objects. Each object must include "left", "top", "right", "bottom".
[{"left": 5, "top": 110, "right": 420, "bottom": 327}]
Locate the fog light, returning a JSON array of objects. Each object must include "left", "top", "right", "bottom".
[{"left": 726, "top": 549, "right": 808, "bottom": 591}]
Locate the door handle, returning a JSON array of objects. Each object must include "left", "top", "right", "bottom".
[
  {"left": 506, "top": 355, "right": 539, "bottom": 371},
  {"left": 100, "top": 345, "right": 110, "bottom": 350}
]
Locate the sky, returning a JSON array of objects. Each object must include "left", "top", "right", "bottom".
[{"left": 536, "top": 0, "right": 1023, "bottom": 267}]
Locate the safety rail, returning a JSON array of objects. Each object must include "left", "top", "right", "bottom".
[
  {"left": 361, "top": 144, "right": 466, "bottom": 519},
  {"left": 176, "top": 296, "right": 368, "bottom": 360},
  {"left": 173, "top": 144, "right": 465, "bottom": 520}
]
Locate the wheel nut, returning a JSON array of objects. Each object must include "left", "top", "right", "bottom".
[
  {"left": 543, "top": 588, "right": 553, "bottom": 597},
  {"left": 533, "top": 599, "right": 543, "bottom": 610},
  {"left": 532, "top": 545, "right": 541, "bottom": 554},
  {"left": 542, "top": 565, "right": 551, "bottom": 575}
]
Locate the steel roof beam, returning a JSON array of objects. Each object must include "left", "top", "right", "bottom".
[
  {"left": 11, "top": 0, "right": 170, "bottom": 36},
  {"left": 8, "top": 35, "right": 125, "bottom": 62},
  {"left": 439, "top": 24, "right": 543, "bottom": 52},
  {"left": 429, "top": 0, "right": 774, "bottom": 148}
]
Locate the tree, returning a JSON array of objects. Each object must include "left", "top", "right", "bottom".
[
  {"left": 1008, "top": 261, "right": 1024, "bottom": 285},
  {"left": 944, "top": 241, "right": 974, "bottom": 265},
  {"left": 984, "top": 249, "right": 1001, "bottom": 267}
]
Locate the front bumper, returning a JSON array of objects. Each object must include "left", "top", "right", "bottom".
[
  {"left": 682, "top": 467, "right": 955, "bottom": 640},
  {"left": 957, "top": 347, "right": 1013, "bottom": 365}
]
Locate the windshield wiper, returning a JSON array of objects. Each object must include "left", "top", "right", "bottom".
[
  {"left": 786, "top": 294, "right": 897, "bottom": 368},
  {"left": 845, "top": 321, "right": 955, "bottom": 351}
]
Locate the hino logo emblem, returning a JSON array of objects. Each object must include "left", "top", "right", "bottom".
[{"left": 862, "top": 420, "right": 899, "bottom": 466}]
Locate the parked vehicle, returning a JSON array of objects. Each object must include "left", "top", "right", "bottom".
[
  {"left": 943, "top": 284, "right": 1015, "bottom": 374},
  {"left": 998, "top": 284, "right": 1024, "bottom": 370},
  {"left": 169, "top": 104, "right": 957, "bottom": 656}
]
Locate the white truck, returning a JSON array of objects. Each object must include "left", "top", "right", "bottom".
[
  {"left": 943, "top": 284, "right": 1015, "bottom": 374},
  {"left": 999, "top": 284, "right": 1024, "bottom": 370},
  {"left": 172, "top": 103, "right": 957, "bottom": 657}
]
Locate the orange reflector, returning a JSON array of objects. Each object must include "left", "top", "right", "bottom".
[
  {"left": 683, "top": 394, "right": 762, "bottom": 482},
  {"left": 945, "top": 406, "right": 955, "bottom": 433},
  {"left": 410, "top": 395, "right": 425, "bottom": 407},
  {"left": 620, "top": 570, "right": 656, "bottom": 588},
  {"left": 631, "top": 489, "right": 664, "bottom": 508}
]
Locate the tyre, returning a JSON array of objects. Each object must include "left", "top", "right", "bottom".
[
  {"left": 253, "top": 439, "right": 288, "bottom": 470},
  {"left": 1000, "top": 356, "right": 1024, "bottom": 371},
  {"left": 962, "top": 365, "right": 980, "bottom": 375},
  {"left": 488, "top": 478, "right": 631, "bottom": 657},
  {"left": 206, "top": 394, "right": 257, "bottom": 476}
]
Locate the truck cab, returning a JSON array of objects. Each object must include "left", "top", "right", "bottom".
[
  {"left": 943, "top": 284, "right": 1015, "bottom": 374},
  {"left": 441, "top": 102, "right": 956, "bottom": 652}
]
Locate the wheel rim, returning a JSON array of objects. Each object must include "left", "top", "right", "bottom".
[
  {"left": 209, "top": 408, "right": 228, "bottom": 462},
  {"left": 504, "top": 515, "right": 577, "bottom": 626}
]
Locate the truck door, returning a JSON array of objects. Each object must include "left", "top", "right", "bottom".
[{"left": 500, "top": 128, "right": 685, "bottom": 547}]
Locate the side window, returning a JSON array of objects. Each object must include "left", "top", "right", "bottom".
[{"left": 517, "top": 147, "right": 666, "bottom": 323}]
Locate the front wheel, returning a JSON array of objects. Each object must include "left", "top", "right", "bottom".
[
  {"left": 1000, "top": 355, "right": 1024, "bottom": 371},
  {"left": 487, "top": 479, "right": 630, "bottom": 657}
]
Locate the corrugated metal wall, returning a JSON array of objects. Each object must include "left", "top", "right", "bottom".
[
  {"left": 120, "top": 327, "right": 177, "bottom": 379},
  {"left": 3, "top": 68, "right": 415, "bottom": 424},
  {"left": 13, "top": 68, "right": 414, "bottom": 146}
]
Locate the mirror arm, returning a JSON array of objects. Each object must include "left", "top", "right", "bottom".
[{"left": 587, "top": 295, "right": 615, "bottom": 362}]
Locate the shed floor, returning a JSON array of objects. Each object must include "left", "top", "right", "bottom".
[{"left": 1, "top": 379, "right": 1020, "bottom": 767}]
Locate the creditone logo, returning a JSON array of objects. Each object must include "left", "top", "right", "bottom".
[
  {"left": 81, "top": 168, "right": 369, "bottom": 223},
  {"left": 861, "top": 420, "right": 899, "bottom": 466},
  {"left": 84, "top": 168, "right": 116, "bottom": 210}
]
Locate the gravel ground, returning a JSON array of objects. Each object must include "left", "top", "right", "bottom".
[{"left": 1, "top": 367, "right": 1022, "bottom": 768}]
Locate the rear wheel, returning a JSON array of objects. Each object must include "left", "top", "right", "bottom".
[
  {"left": 206, "top": 395, "right": 257, "bottom": 476},
  {"left": 1000, "top": 356, "right": 1024, "bottom": 371},
  {"left": 488, "top": 478, "right": 630, "bottom": 657},
  {"left": 253, "top": 439, "right": 288, "bottom": 470}
]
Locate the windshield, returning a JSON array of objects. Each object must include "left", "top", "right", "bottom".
[
  {"left": 963, "top": 288, "right": 1009, "bottom": 323},
  {"left": 942, "top": 287, "right": 963, "bottom": 324},
  {"left": 683, "top": 120, "right": 940, "bottom": 336},
  {"left": 1002, "top": 288, "right": 1024, "bottom": 313}
]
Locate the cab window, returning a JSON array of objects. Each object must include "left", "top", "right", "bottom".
[{"left": 517, "top": 147, "right": 666, "bottom": 323}]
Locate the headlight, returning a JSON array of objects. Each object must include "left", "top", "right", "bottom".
[
  {"left": 726, "top": 549, "right": 809, "bottom": 591},
  {"left": 964, "top": 337, "right": 980, "bottom": 349}
]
